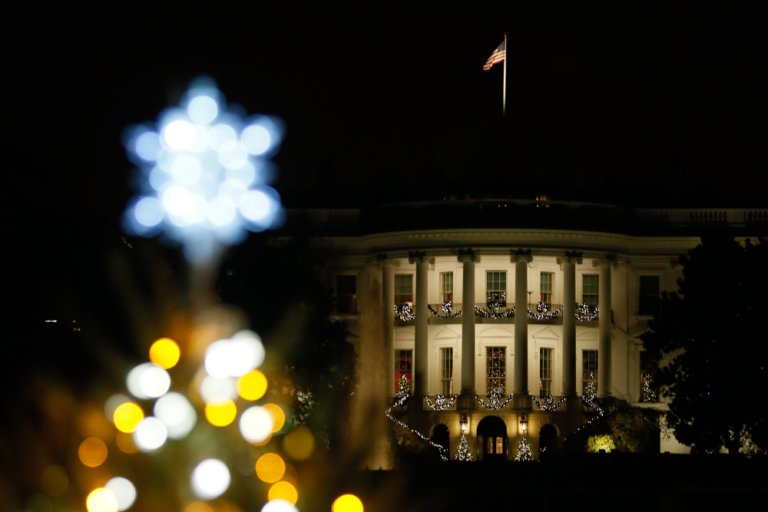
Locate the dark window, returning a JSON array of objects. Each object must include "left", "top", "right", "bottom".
[
  {"left": 583, "top": 275, "right": 599, "bottom": 307},
  {"left": 638, "top": 275, "right": 660, "bottom": 315},
  {"left": 394, "top": 275, "right": 413, "bottom": 306},
  {"left": 582, "top": 350, "right": 598, "bottom": 394},
  {"left": 336, "top": 275, "right": 357, "bottom": 314}
]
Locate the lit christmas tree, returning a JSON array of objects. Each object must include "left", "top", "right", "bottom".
[
  {"left": 584, "top": 371, "right": 597, "bottom": 401},
  {"left": 396, "top": 374, "right": 410, "bottom": 399},
  {"left": 515, "top": 436, "right": 533, "bottom": 461},
  {"left": 454, "top": 432, "right": 473, "bottom": 461},
  {"left": 641, "top": 373, "right": 657, "bottom": 402}
]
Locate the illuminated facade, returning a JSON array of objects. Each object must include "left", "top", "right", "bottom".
[{"left": 293, "top": 200, "right": 768, "bottom": 462}]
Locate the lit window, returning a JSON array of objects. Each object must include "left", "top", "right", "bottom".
[
  {"left": 440, "top": 348, "right": 453, "bottom": 395},
  {"left": 486, "top": 271, "right": 507, "bottom": 305},
  {"left": 395, "top": 350, "right": 413, "bottom": 393},
  {"left": 640, "top": 351, "right": 658, "bottom": 401},
  {"left": 335, "top": 275, "right": 357, "bottom": 314},
  {"left": 540, "top": 272, "right": 554, "bottom": 304},
  {"left": 440, "top": 272, "right": 454, "bottom": 303},
  {"left": 583, "top": 275, "right": 599, "bottom": 307},
  {"left": 394, "top": 275, "right": 413, "bottom": 306},
  {"left": 638, "top": 275, "right": 660, "bottom": 316},
  {"left": 486, "top": 347, "right": 506, "bottom": 394},
  {"left": 540, "top": 348, "right": 553, "bottom": 397}
]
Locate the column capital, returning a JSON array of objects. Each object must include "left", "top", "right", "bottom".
[
  {"left": 556, "top": 250, "right": 583, "bottom": 266},
  {"left": 510, "top": 248, "right": 533, "bottom": 263},
  {"left": 457, "top": 248, "right": 480, "bottom": 264},
  {"left": 369, "top": 253, "right": 400, "bottom": 268},
  {"left": 408, "top": 251, "right": 427, "bottom": 264},
  {"left": 591, "top": 253, "right": 619, "bottom": 268}
]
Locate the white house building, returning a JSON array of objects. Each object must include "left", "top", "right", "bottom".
[{"left": 290, "top": 198, "right": 768, "bottom": 463}]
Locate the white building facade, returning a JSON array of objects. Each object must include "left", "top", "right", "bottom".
[{"left": 294, "top": 200, "right": 768, "bottom": 462}]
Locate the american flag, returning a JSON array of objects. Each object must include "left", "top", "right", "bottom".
[{"left": 483, "top": 40, "right": 506, "bottom": 71}]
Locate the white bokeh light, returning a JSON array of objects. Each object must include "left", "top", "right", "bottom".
[
  {"left": 191, "top": 459, "right": 230, "bottom": 499},
  {"left": 139, "top": 365, "right": 171, "bottom": 398},
  {"left": 133, "top": 417, "right": 168, "bottom": 452},
  {"left": 262, "top": 499, "right": 299, "bottom": 512},
  {"left": 154, "top": 392, "right": 197, "bottom": 439},
  {"left": 187, "top": 95, "right": 219, "bottom": 125},
  {"left": 163, "top": 120, "right": 196, "bottom": 150},
  {"left": 135, "top": 131, "right": 162, "bottom": 161},
  {"left": 204, "top": 339, "right": 231, "bottom": 378},
  {"left": 239, "top": 406, "right": 274, "bottom": 444},
  {"left": 209, "top": 124, "right": 237, "bottom": 152},
  {"left": 104, "top": 477, "right": 136, "bottom": 511},
  {"left": 169, "top": 155, "right": 203, "bottom": 185},
  {"left": 162, "top": 186, "right": 195, "bottom": 216},
  {"left": 218, "top": 141, "right": 249, "bottom": 169},
  {"left": 241, "top": 124, "right": 271, "bottom": 155},
  {"left": 200, "top": 376, "right": 237, "bottom": 404},
  {"left": 207, "top": 196, "right": 237, "bottom": 226},
  {"left": 228, "top": 330, "right": 265, "bottom": 376},
  {"left": 134, "top": 197, "right": 165, "bottom": 227},
  {"left": 239, "top": 190, "right": 271, "bottom": 222},
  {"left": 126, "top": 363, "right": 155, "bottom": 400}
]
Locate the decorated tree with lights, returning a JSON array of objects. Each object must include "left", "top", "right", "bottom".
[
  {"left": 640, "top": 373, "right": 657, "bottom": 402},
  {"left": 584, "top": 372, "right": 597, "bottom": 402},
  {"left": 515, "top": 437, "right": 533, "bottom": 461},
  {"left": 454, "top": 433, "right": 473, "bottom": 461}
]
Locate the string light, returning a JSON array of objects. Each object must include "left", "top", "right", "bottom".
[
  {"left": 425, "top": 393, "right": 458, "bottom": 411},
  {"left": 428, "top": 301, "right": 463, "bottom": 319},
  {"left": 584, "top": 372, "right": 597, "bottom": 402},
  {"left": 576, "top": 303, "right": 600, "bottom": 321},
  {"left": 394, "top": 304, "right": 415, "bottom": 321},
  {"left": 454, "top": 432, "right": 473, "bottom": 461},
  {"left": 641, "top": 373, "right": 657, "bottom": 402},
  {"left": 527, "top": 302, "right": 564, "bottom": 320},
  {"left": 515, "top": 436, "right": 533, "bottom": 461},
  {"left": 531, "top": 394, "right": 566, "bottom": 411},
  {"left": 474, "top": 303, "right": 515, "bottom": 318},
  {"left": 476, "top": 390, "right": 514, "bottom": 410},
  {"left": 385, "top": 387, "right": 449, "bottom": 461}
]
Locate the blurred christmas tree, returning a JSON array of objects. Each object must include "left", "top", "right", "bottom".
[
  {"left": 454, "top": 433, "right": 473, "bottom": 461},
  {"left": 515, "top": 437, "right": 533, "bottom": 461}
]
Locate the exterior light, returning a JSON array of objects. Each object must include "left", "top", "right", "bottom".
[
  {"left": 460, "top": 413, "right": 468, "bottom": 432},
  {"left": 520, "top": 414, "right": 528, "bottom": 434}
]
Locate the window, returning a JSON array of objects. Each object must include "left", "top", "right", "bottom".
[
  {"left": 336, "top": 275, "right": 357, "bottom": 314},
  {"left": 540, "top": 272, "right": 554, "bottom": 304},
  {"left": 640, "top": 350, "right": 658, "bottom": 400},
  {"left": 440, "top": 348, "right": 453, "bottom": 395},
  {"left": 395, "top": 350, "right": 413, "bottom": 393},
  {"left": 486, "top": 347, "right": 506, "bottom": 394},
  {"left": 394, "top": 275, "right": 413, "bottom": 306},
  {"left": 540, "top": 348, "right": 553, "bottom": 397},
  {"left": 582, "top": 350, "right": 598, "bottom": 394},
  {"left": 486, "top": 436, "right": 504, "bottom": 454},
  {"left": 583, "top": 275, "right": 599, "bottom": 307},
  {"left": 486, "top": 271, "right": 507, "bottom": 305},
  {"left": 440, "top": 272, "right": 454, "bottom": 303},
  {"left": 638, "top": 275, "right": 660, "bottom": 315}
]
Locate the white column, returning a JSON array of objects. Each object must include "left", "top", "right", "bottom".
[
  {"left": 512, "top": 250, "right": 532, "bottom": 409},
  {"left": 557, "top": 252, "right": 582, "bottom": 398},
  {"left": 458, "top": 251, "right": 478, "bottom": 402},
  {"left": 383, "top": 259, "right": 395, "bottom": 395},
  {"left": 411, "top": 251, "right": 429, "bottom": 397},
  {"left": 597, "top": 257, "right": 614, "bottom": 398}
]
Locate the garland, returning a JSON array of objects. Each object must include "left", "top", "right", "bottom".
[
  {"left": 475, "top": 302, "right": 515, "bottom": 318},
  {"left": 386, "top": 376, "right": 448, "bottom": 461},
  {"left": 576, "top": 303, "right": 599, "bottom": 321},
  {"left": 476, "top": 389, "right": 514, "bottom": 410},
  {"left": 394, "top": 304, "right": 415, "bottom": 321},
  {"left": 527, "top": 302, "right": 565, "bottom": 320},
  {"left": 425, "top": 393, "right": 458, "bottom": 411},
  {"left": 531, "top": 394, "right": 567, "bottom": 411},
  {"left": 428, "top": 301, "right": 463, "bottom": 319}
]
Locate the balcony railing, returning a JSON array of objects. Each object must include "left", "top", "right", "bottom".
[{"left": 401, "top": 303, "right": 612, "bottom": 324}]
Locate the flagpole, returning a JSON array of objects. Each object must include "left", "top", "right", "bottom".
[{"left": 503, "top": 32, "right": 507, "bottom": 116}]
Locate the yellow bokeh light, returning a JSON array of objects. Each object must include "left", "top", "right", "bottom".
[
  {"left": 115, "top": 431, "right": 139, "bottom": 453},
  {"left": 40, "top": 465, "right": 69, "bottom": 496},
  {"left": 262, "top": 404, "right": 285, "bottom": 433},
  {"left": 79, "top": 438, "right": 108, "bottom": 467},
  {"left": 86, "top": 488, "right": 118, "bottom": 512},
  {"left": 255, "top": 453, "right": 285, "bottom": 483},
  {"left": 254, "top": 432, "right": 272, "bottom": 446},
  {"left": 149, "top": 337, "right": 181, "bottom": 369},
  {"left": 237, "top": 370, "right": 267, "bottom": 401},
  {"left": 283, "top": 428, "right": 315, "bottom": 461},
  {"left": 332, "top": 494, "right": 363, "bottom": 512},
  {"left": 113, "top": 403, "right": 144, "bottom": 433},
  {"left": 205, "top": 399, "right": 237, "bottom": 427},
  {"left": 184, "top": 502, "right": 213, "bottom": 512},
  {"left": 268, "top": 482, "right": 298, "bottom": 504}
]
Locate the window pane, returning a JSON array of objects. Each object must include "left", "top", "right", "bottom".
[
  {"left": 395, "top": 350, "right": 413, "bottom": 393},
  {"left": 336, "top": 275, "right": 357, "bottom": 314},
  {"left": 582, "top": 350, "right": 598, "bottom": 393},
  {"left": 486, "top": 347, "right": 506, "bottom": 394},
  {"left": 583, "top": 275, "right": 599, "bottom": 306},
  {"left": 540, "top": 273, "right": 552, "bottom": 293},
  {"left": 638, "top": 275, "right": 660, "bottom": 315},
  {"left": 441, "top": 348, "right": 453, "bottom": 395}
]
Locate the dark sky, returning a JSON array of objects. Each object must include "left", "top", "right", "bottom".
[{"left": 4, "top": 3, "right": 768, "bottom": 215}]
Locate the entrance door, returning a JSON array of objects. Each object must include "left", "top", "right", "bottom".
[{"left": 477, "top": 416, "right": 507, "bottom": 462}]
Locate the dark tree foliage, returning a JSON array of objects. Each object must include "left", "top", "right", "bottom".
[
  {"left": 217, "top": 236, "right": 356, "bottom": 449},
  {"left": 641, "top": 235, "right": 768, "bottom": 454}
]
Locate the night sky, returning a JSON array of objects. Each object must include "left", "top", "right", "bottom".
[{"left": 4, "top": 3, "right": 767, "bottom": 216}]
